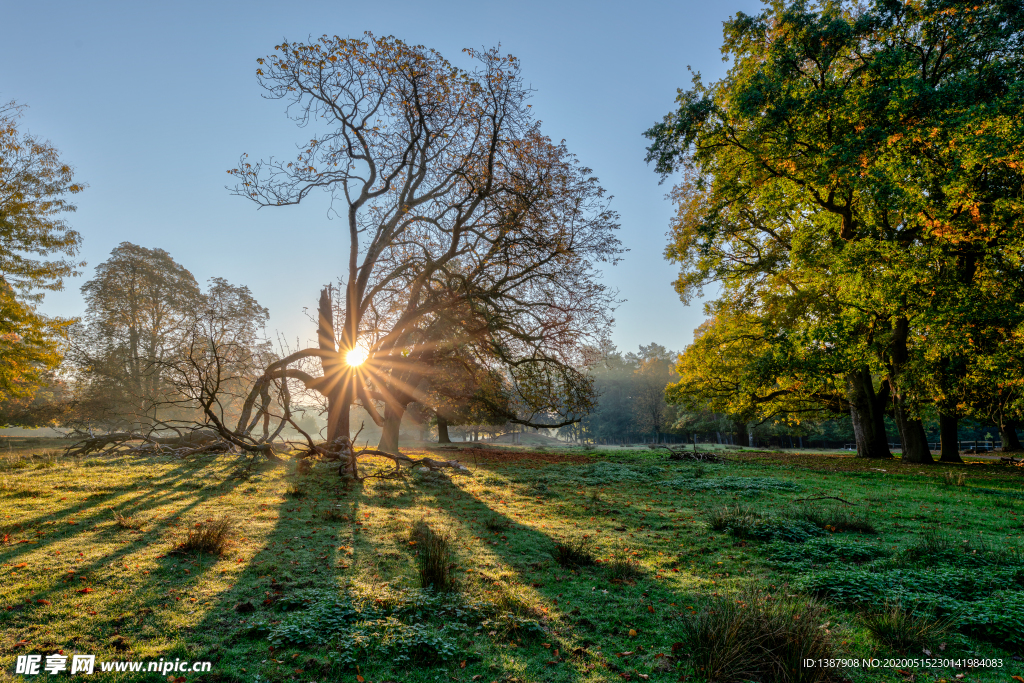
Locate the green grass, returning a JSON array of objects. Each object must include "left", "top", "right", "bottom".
[{"left": 0, "top": 441, "right": 1022, "bottom": 681}]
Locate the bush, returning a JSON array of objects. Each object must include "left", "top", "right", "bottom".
[
  {"left": 176, "top": 516, "right": 233, "bottom": 556},
  {"left": 677, "top": 589, "right": 841, "bottom": 683},
  {"left": 552, "top": 536, "right": 596, "bottom": 569},
  {"left": 411, "top": 520, "right": 458, "bottom": 592},
  {"left": 861, "top": 601, "right": 950, "bottom": 651}
]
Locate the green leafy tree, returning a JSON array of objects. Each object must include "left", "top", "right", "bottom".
[
  {"left": 0, "top": 100, "right": 84, "bottom": 408},
  {"left": 646, "top": 0, "right": 1024, "bottom": 461}
]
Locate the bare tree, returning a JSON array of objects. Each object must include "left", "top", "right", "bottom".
[{"left": 229, "top": 34, "right": 621, "bottom": 476}]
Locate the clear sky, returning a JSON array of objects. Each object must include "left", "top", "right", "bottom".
[{"left": 4, "top": 0, "right": 762, "bottom": 355}]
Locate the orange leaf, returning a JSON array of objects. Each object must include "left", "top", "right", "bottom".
[
  {"left": 14, "top": 562, "right": 27, "bottom": 569},
  {"left": 460, "top": 660, "right": 466, "bottom": 668},
  {"left": 647, "top": 605, "right": 655, "bottom": 613},
  {"left": 78, "top": 588, "right": 93, "bottom": 594},
  {"left": 357, "top": 676, "right": 365, "bottom": 683},
  {"left": 36, "top": 599, "right": 51, "bottom": 605},
  {"left": 1011, "top": 677, "right": 1024, "bottom": 683}
]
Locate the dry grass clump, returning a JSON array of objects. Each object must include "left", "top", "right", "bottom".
[
  {"left": 483, "top": 515, "right": 510, "bottom": 532},
  {"left": 942, "top": 469, "right": 967, "bottom": 487},
  {"left": 410, "top": 519, "right": 458, "bottom": 592},
  {"left": 678, "top": 589, "right": 841, "bottom": 683},
  {"left": 706, "top": 505, "right": 761, "bottom": 533},
  {"left": 795, "top": 504, "right": 877, "bottom": 534},
  {"left": 318, "top": 505, "right": 348, "bottom": 522},
  {"left": 113, "top": 510, "right": 144, "bottom": 530},
  {"left": 605, "top": 549, "right": 643, "bottom": 583},
  {"left": 861, "top": 601, "right": 950, "bottom": 651},
  {"left": 175, "top": 516, "right": 234, "bottom": 556},
  {"left": 552, "top": 536, "right": 596, "bottom": 569}
]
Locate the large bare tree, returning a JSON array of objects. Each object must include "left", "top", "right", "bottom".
[{"left": 229, "top": 34, "right": 621, "bottom": 475}]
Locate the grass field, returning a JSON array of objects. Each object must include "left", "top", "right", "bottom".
[{"left": 1, "top": 439, "right": 1023, "bottom": 682}]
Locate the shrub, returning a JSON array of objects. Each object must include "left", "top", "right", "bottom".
[
  {"left": 605, "top": 550, "right": 643, "bottom": 583},
  {"left": 861, "top": 601, "right": 950, "bottom": 651},
  {"left": 176, "top": 516, "right": 234, "bottom": 556},
  {"left": 411, "top": 520, "right": 458, "bottom": 592},
  {"left": 677, "top": 590, "right": 841, "bottom": 683},
  {"left": 552, "top": 536, "right": 596, "bottom": 569}
]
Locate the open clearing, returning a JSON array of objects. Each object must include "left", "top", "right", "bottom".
[{"left": 1, "top": 442, "right": 1023, "bottom": 682}]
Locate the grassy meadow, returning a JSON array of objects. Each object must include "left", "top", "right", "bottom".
[{"left": 1, "top": 438, "right": 1023, "bottom": 682}]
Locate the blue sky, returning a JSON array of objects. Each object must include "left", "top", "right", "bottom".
[{"left": 4, "top": 0, "right": 762, "bottom": 355}]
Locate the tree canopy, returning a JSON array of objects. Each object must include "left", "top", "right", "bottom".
[{"left": 646, "top": 0, "right": 1024, "bottom": 459}]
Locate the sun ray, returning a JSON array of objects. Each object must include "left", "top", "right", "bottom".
[{"left": 345, "top": 346, "right": 369, "bottom": 366}]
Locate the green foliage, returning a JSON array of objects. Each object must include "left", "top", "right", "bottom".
[
  {"left": 767, "top": 537, "right": 888, "bottom": 568},
  {"left": 667, "top": 475, "right": 801, "bottom": 495},
  {"left": 645, "top": 0, "right": 1024, "bottom": 446},
  {"left": 249, "top": 587, "right": 533, "bottom": 669}
]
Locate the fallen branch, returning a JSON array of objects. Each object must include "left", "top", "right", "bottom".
[
  {"left": 64, "top": 430, "right": 230, "bottom": 458},
  {"left": 793, "top": 496, "right": 858, "bottom": 506},
  {"left": 349, "top": 448, "right": 471, "bottom": 481},
  {"left": 646, "top": 444, "right": 723, "bottom": 463}
]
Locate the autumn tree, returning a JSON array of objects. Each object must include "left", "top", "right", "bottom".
[
  {"left": 230, "top": 34, "right": 620, "bottom": 475},
  {"left": 0, "top": 100, "right": 84, "bottom": 407},
  {"left": 646, "top": 0, "right": 1024, "bottom": 461}
]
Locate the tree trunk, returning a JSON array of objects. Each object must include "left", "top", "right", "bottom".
[
  {"left": 377, "top": 402, "right": 405, "bottom": 454},
  {"left": 939, "top": 410, "right": 963, "bottom": 463},
  {"left": 1000, "top": 419, "right": 1023, "bottom": 452},
  {"left": 893, "top": 398, "right": 933, "bottom": 463},
  {"left": 847, "top": 368, "right": 892, "bottom": 458}
]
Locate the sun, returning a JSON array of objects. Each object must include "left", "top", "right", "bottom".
[{"left": 345, "top": 346, "right": 369, "bottom": 367}]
